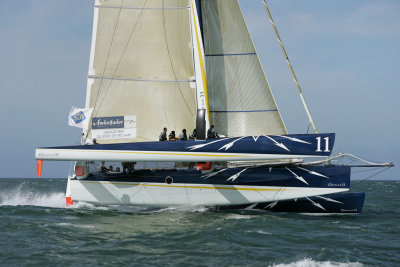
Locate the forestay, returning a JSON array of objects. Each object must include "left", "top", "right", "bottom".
[
  {"left": 85, "top": 0, "right": 196, "bottom": 143},
  {"left": 201, "top": 0, "right": 287, "bottom": 136}
]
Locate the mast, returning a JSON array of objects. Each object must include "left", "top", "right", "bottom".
[
  {"left": 190, "top": 0, "right": 210, "bottom": 138},
  {"left": 262, "top": 0, "right": 319, "bottom": 134}
]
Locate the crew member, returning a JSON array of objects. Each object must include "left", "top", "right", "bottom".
[
  {"left": 207, "top": 125, "right": 219, "bottom": 139},
  {"left": 178, "top": 129, "right": 188, "bottom": 140},
  {"left": 159, "top": 127, "right": 167, "bottom": 141},
  {"left": 169, "top": 131, "right": 177, "bottom": 141},
  {"left": 189, "top": 129, "right": 197, "bottom": 139},
  {"left": 99, "top": 161, "right": 108, "bottom": 173}
]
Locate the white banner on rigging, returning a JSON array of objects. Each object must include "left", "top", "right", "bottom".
[{"left": 68, "top": 106, "right": 93, "bottom": 129}]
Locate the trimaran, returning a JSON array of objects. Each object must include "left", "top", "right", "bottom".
[{"left": 35, "top": 0, "right": 393, "bottom": 213}]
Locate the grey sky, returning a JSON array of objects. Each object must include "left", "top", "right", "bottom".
[{"left": 0, "top": 0, "right": 398, "bottom": 179}]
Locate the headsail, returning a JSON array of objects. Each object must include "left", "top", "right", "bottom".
[
  {"left": 201, "top": 0, "right": 287, "bottom": 136},
  {"left": 85, "top": 0, "right": 197, "bottom": 143}
]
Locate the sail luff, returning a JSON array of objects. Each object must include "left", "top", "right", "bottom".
[{"left": 83, "top": 0, "right": 100, "bottom": 140}]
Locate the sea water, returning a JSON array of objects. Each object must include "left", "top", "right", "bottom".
[{"left": 0, "top": 178, "right": 399, "bottom": 266}]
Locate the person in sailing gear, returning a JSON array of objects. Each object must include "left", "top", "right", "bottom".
[
  {"left": 122, "top": 162, "right": 136, "bottom": 174},
  {"left": 99, "top": 161, "right": 109, "bottom": 173},
  {"left": 169, "top": 131, "right": 177, "bottom": 141},
  {"left": 207, "top": 125, "right": 219, "bottom": 139},
  {"left": 178, "top": 129, "right": 188, "bottom": 140},
  {"left": 159, "top": 127, "right": 167, "bottom": 141},
  {"left": 189, "top": 129, "right": 197, "bottom": 139}
]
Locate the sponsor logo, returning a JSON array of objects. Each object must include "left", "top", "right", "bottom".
[
  {"left": 71, "top": 111, "right": 85, "bottom": 124},
  {"left": 92, "top": 116, "right": 124, "bottom": 129},
  {"left": 38, "top": 152, "right": 59, "bottom": 157},
  {"left": 328, "top": 182, "right": 346, "bottom": 187},
  {"left": 341, "top": 209, "right": 358, "bottom": 212}
]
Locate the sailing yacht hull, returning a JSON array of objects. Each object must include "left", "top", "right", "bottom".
[
  {"left": 69, "top": 165, "right": 350, "bottom": 207},
  {"left": 70, "top": 180, "right": 348, "bottom": 206}
]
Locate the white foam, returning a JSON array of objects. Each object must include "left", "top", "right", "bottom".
[
  {"left": 71, "top": 201, "right": 110, "bottom": 210},
  {"left": 246, "top": 230, "right": 272, "bottom": 235},
  {"left": 55, "top": 222, "right": 95, "bottom": 229},
  {"left": 226, "top": 214, "right": 255, "bottom": 220},
  {"left": 271, "top": 258, "right": 363, "bottom": 267},
  {"left": 0, "top": 185, "right": 66, "bottom": 208},
  {"left": 147, "top": 205, "right": 209, "bottom": 214}
]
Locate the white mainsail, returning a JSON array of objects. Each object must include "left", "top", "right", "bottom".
[
  {"left": 85, "top": 0, "right": 197, "bottom": 143},
  {"left": 201, "top": 0, "right": 287, "bottom": 136}
]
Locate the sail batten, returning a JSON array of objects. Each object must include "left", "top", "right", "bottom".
[
  {"left": 88, "top": 75, "right": 194, "bottom": 83},
  {"left": 95, "top": 6, "right": 189, "bottom": 10},
  {"left": 206, "top": 53, "right": 257, "bottom": 57}
]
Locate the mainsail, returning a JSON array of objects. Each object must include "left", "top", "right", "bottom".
[
  {"left": 85, "top": 0, "right": 197, "bottom": 143},
  {"left": 201, "top": 0, "right": 287, "bottom": 136}
]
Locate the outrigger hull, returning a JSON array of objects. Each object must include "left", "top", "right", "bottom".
[
  {"left": 69, "top": 165, "right": 350, "bottom": 207},
  {"left": 218, "top": 192, "right": 365, "bottom": 213}
]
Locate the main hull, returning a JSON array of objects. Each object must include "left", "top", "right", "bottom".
[{"left": 69, "top": 165, "right": 350, "bottom": 207}]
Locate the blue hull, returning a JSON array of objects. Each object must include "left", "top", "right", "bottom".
[
  {"left": 43, "top": 133, "right": 335, "bottom": 158},
  {"left": 82, "top": 165, "right": 350, "bottom": 190},
  {"left": 218, "top": 192, "right": 365, "bottom": 213}
]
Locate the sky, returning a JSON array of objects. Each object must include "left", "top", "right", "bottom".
[{"left": 0, "top": 0, "right": 398, "bottom": 179}]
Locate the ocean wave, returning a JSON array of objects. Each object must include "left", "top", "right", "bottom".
[
  {"left": 271, "top": 258, "right": 363, "bottom": 267},
  {"left": 0, "top": 183, "right": 66, "bottom": 208}
]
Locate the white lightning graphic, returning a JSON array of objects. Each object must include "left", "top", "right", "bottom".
[
  {"left": 315, "top": 195, "right": 344, "bottom": 204},
  {"left": 285, "top": 167, "right": 309, "bottom": 185},
  {"left": 306, "top": 197, "right": 326, "bottom": 211},
  {"left": 297, "top": 167, "right": 330, "bottom": 179},
  {"left": 265, "top": 201, "right": 278, "bottom": 209},
  {"left": 245, "top": 203, "right": 258, "bottom": 210},
  {"left": 252, "top": 136, "right": 260, "bottom": 142},
  {"left": 201, "top": 168, "right": 227, "bottom": 179},
  {"left": 226, "top": 168, "right": 247, "bottom": 181},
  {"left": 264, "top": 136, "right": 290, "bottom": 151},
  {"left": 219, "top": 137, "right": 246, "bottom": 151},
  {"left": 276, "top": 135, "right": 312, "bottom": 145},
  {"left": 187, "top": 138, "right": 228, "bottom": 150}
]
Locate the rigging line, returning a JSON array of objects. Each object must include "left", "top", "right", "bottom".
[
  {"left": 262, "top": 0, "right": 318, "bottom": 134},
  {"left": 352, "top": 167, "right": 382, "bottom": 174},
  {"left": 91, "top": 0, "right": 149, "bottom": 129},
  {"left": 162, "top": 2, "right": 195, "bottom": 118},
  {"left": 352, "top": 167, "right": 391, "bottom": 184},
  {"left": 90, "top": 0, "right": 125, "bottom": 125}
]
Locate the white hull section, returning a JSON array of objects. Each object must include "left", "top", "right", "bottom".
[
  {"left": 70, "top": 180, "right": 348, "bottom": 207},
  {"left": 36, "top": 148, "right": 319, "bottom": 162}
]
